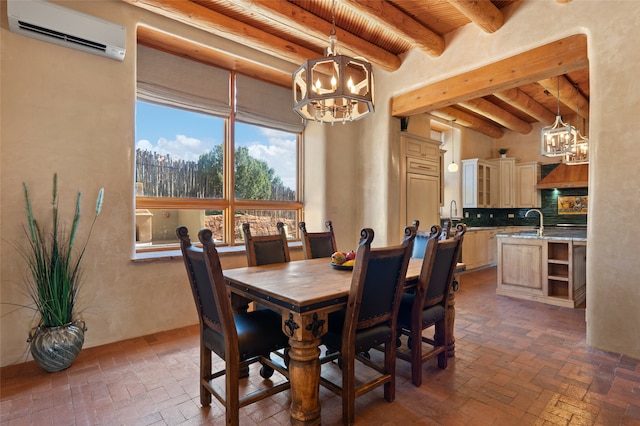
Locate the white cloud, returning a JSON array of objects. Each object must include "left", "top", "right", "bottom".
[
  {"left": 135, "top": 134, "right": 215, "bottom": 162},
  {"left": 246, "top": 131, "right": 297, "bottom": 189}
]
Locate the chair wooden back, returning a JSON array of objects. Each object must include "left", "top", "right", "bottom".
[
  {"left": 298, "top": 220, "right": 337, "bottom": 259},
  {"left": 242, "top": 222, "right": 291, "bottom": 266},
  {"left": 343, "top": 226, "right": 416, "bottom": 343},
  {"left": 176, "top": 226, "right": 238, "bottom": 357},
  {"left": 416, "top": 224, "right": 466, "bottom": 314}
]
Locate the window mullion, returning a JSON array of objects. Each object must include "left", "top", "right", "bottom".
[{"left": 226, "top": 72, "right": 237, "bottom": 245}]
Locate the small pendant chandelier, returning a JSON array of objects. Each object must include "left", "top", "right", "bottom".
[
  {"left": 448, "top": 119, "right": 459, "bottom": 173},
  {"left": 564, "top": 84, "right": 589, "bottom": 165},
  {"left": 292, "top": 0, "right": 374, "bottom": 124},
  {"left": 541, "top": 76, "right": 576, "bottom": 157}
]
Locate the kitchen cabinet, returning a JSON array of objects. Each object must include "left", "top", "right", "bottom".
[
  {"left": 406, "top": 173, "right": 440, "bottom": 232},
  {"left": 404, "top": 135, "right": 441, "bottom": 159},
  {"left": 462, "top": 159, "right": 497, "bottom": 208},
  {"left": 497, "top": 234, "right": 586, "bottom": 308},
  {"left": 462, "top": 228, "right": 498, "bottom": 270},
  {"left": 400, "top": 133, "right": 442, "bottom": 232},
  {"left": 496, "top": 158, "right": 516, "bottom": 208},
  {"left": 515, "top": 162, "right": 541, "bottom": 207}
]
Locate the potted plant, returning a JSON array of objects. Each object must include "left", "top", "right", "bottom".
[
  {"left": 16, "top": 174, "right": 104, "bottom": 372},
  {"left": 498, "top": 148, "right": 509, "bottom": 158}
]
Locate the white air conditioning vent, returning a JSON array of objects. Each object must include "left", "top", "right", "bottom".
[{"left": 7, "top": 0, "right": 126, "bottom": 62}]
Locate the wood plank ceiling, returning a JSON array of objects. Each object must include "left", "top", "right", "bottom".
[{"left": 124, "top": 0, "right": 590, "bottom": 139}]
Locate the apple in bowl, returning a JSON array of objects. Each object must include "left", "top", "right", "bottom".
[{"left": 331, "top": 251, "right": 347, "bottom": 265}]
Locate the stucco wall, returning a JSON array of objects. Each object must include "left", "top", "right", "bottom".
[
  {"left": 0, "top": 0, "right": 301, "bottom": 367},
  {"left": 1, "top": 0, "right": 639, "bottom": 367}
]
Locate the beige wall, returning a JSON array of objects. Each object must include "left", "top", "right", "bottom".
[{"left": 1, "top": 0, "right": 640, "bottom": 367}]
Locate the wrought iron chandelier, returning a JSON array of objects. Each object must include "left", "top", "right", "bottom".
[
  {"left": 541, "top": 76, "right": 576, "bottom": 157},
  {"left": 292, "top": 0, "right": 374, "bottom": 124}
]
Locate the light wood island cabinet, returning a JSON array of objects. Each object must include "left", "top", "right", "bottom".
[{"left": 496, "top": 232, "right": 586, "bottom": 308}]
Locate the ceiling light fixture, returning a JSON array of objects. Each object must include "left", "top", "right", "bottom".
[
  {"left": 564, "top": 84, "right": 589, "bottom": 165},
  {"left": 448, "top": 119, "right": 459, "bottom": 173},
  {"left": 292, "top": 0, "right": 374, "bottom": 124},
  {"left": 541, "top": 76, "right": 576, "bottom": 156}
]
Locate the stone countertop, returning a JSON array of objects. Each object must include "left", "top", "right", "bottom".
[
  {"left": 496, "top": 229, "right": 587, "bottom": 241},
  {"left": 465, "top": 226, "right": 533, "bottom": 231}
]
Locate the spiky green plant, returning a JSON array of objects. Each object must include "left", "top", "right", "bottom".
[{"left": 19, "top": 174, "right": 104, "bottom": 327}]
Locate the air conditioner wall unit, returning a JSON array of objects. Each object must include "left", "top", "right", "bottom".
[{"left": 7, "top": 0, "right": 126, "bottom": 62}]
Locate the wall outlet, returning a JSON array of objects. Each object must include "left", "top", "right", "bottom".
[
  {"left": 465, "top": 212, "right": 469, "bottom": 218},
  {"left": 508, "top": 213, "right": 515, "bottom": 218},
  {"left": 490, "top": 214, "right": 493, "bottom": 218},
  {"left": 476, "top": 213, "right": 481, "bottom": 218}
]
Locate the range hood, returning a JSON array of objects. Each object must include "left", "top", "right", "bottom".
[{"left": 536, "top": 163, "right": 589, "bottom": 189}]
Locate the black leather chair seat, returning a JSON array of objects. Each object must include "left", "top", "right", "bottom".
[
  {"left": 397, "top": 293, "right": 446, "bottom": 330},
  {"left": 204, "top": 309, "right": 288, "bottom": 361},
  {"left": 323, "top": 310, "right": 392, "bottom": 354}
]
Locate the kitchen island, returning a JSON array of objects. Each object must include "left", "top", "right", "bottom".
[{"left": 496, "top": 228, "right": 587, "bottom": 308}]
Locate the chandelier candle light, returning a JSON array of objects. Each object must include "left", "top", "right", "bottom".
[
  {"left": 564, "top": 83, "right": 589, "bottom": 165},
  {"left": 292, "top": 0, "right": 374, "bottom": 124},
  {"left": 541, "top": 76, "right": 577, "bottom": 156}
]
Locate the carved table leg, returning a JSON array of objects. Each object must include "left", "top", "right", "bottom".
[
  {"left": 283, "top": 311, "right": 326, "bottom": 426},
  {"left": 288, "top": 338, "right": 321, "bottom": 425},
  {"left": 447, "top": 276, "right": 458, "bottom": 357}
]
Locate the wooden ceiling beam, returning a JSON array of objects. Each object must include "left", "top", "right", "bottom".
[
  {"left": 494, "top": 88, "right": 556, "bottom": 125},
  {"left": 459, "top": 98, "right": 533, "bottom": 134},
  {"left": 339, "top": 0, "right": 445, "bottom": 57},
  {"left": 391, "top": 34, "right": 588, "bottom": 117},
  {"left": 447, "top": 0, "right": 504, "bottom": 33},
  {"left": 122, "top": 0, "right": 321, "bottom": 66},
  {"left": 538, "top": 75, "right": 590, "bottom": 119},
  {"left": 213, "top": 0, "right": 402, "bottom": 71},
  {"left": 430, "top": 107, "right": 505, "bottom": 139}
]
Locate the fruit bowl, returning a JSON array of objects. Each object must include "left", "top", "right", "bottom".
[{"left": 331, "top": 262, "right": 353, "bottom": 271}]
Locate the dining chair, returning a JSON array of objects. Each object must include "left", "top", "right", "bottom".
[
  {"left": 242, "top": 221, "right": 290, "bottom": 266},
  {"left": 319, "top": 225, "right": 416, "bottom": 425},
  {"left": 396, "top": 223, "right": 466, "bottom": 386},
  {"left": 298, "top": 220, "right": 337, "bottom": 259},
  {"left": 176, "top": 226, "right": 290, "bottom": 426}
]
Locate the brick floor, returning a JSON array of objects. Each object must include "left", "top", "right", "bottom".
[{"left": 2, "top": 267, "right": 639, "bottom": 425}]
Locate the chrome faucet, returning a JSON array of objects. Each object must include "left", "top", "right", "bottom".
[
  {"left": 449, "top": 199, "right": 458, "bottom": 219},
  {"left": 525, "top": 209, "right": 544, "bottom": 236}
]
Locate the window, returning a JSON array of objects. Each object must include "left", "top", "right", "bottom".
[{"left": 135, "top": 44, "right": 304, "bottom": 253}]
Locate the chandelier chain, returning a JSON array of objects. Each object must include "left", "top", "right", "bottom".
[{"left": 331, "top": 0, "right": 336, "bottom": 36}]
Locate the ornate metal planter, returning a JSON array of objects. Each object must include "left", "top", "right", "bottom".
[{"left": 28, "top": 320, "right": 86, "bottom": 372}]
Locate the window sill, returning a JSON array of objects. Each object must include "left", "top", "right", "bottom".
[{"left": 131, "top": 241, "right": 302, "bottom": 262}]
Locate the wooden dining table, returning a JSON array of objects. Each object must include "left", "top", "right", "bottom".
[{"left": 224, "top": 257, "right": 464, "bottom": 425}]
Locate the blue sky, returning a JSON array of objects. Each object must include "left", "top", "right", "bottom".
[{"left": 135, "top": 101, "right": 297, "bottom": 189}]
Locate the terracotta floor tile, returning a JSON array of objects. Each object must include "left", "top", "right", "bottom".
[{"left": 2, "top": 267, "right": 640, "bottom": 425}]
